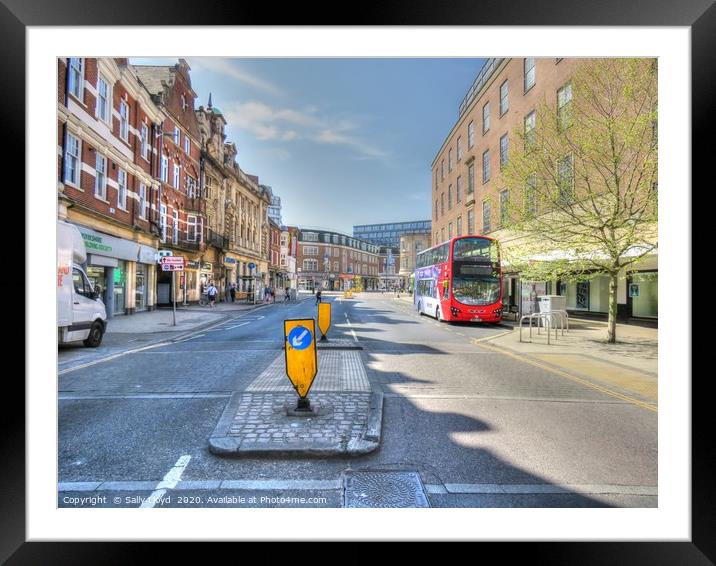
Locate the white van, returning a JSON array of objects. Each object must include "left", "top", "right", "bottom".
[{"left": 57, "top": 220, "right": 108, "bottom": 347}]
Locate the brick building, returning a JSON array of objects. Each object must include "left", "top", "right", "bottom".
[
  {"left": 58, "top": 57, "right": 165, "bottom": 317},
  {"left": 431, "top": 58, "right": 658, "bottom": 320},
  {"left": 132, "top": 60, "right": 209, "bottom": 305},
  {"left": 295, "top": 228, "right": 380, "bottom": 291}
]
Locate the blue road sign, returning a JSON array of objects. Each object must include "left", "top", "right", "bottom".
[
  {"left": 248, "top": 262, "right": 256, "bottom": 270},
  {"left": 287, "top": 325, "right": 313, "bottom": 350}
]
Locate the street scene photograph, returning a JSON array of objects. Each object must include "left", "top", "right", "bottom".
[{"left": 56, "top": 54, "right": 658, "bottom": 511}]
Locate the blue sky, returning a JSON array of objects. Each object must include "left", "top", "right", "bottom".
[{"left": 132, "top": 57, "right": 487, "bottom": 234}]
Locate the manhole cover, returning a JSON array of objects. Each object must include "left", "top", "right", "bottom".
[{"left": 343, "top": 471, "right": 430, "bottom": 508}]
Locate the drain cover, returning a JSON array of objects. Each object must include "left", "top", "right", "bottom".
[{"left": 343, "top": 471, "right": 430, "bottom": 508}]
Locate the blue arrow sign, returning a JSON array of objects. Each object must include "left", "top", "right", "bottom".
[{"left": 287, "top": 325, "right": 312, "bottom": 350}]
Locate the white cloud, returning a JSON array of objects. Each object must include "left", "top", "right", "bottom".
[
  {"left": 223, "top": 99, "right": 388, "bottom": 160},
  {"left": 189, "top": 58, "right": 282, "bottom": 96}
]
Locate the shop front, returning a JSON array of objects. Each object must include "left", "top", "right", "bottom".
[{"left": 76, "top": 224, "right": 157, "bottom": 318}]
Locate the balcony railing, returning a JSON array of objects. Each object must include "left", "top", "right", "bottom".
[{"left": 207, "top": 228, "right": 229, "bottom": 250}]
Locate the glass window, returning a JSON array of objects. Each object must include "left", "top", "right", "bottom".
[
  {"left": 184, "top": 134, "right": 190, "bottom": 154},
  {"left": 448, "top": 223, "right": 453, "bottom": 239},
  {"left": 500, "top": 189, "right": 509, "bottom": 225},
  {"left": 68, "top": 58, "right": 83, "bottom": 99},
  {"left": 448, "top": 148, "right": 453, "bottom": 171},
  {"left": 441, "top": 193, "right": 445, "bottom": 216},
  {"left": 482, "top": 150, "right": 490, "bottom": 183},
  {"left": 467, "top": 163, "right": 474, "bottom": 194},
  {"left": 119, "top": 101, "right": 129, "bottom": 141},
  {"left": 500, "top": 80, "right": 509, "bottom": 115},
  {"left": 482, "top": 200, "right": 491, "bottom": 233},
  {"left": 448, "top": 185, "right": 453, "bottom": 209},
  {"left": 457, "top": 216, "right": 463, "bottom": 236},
  {"left": 118, "top": 169, "right": 127, "bottom": 209},
  {"left": 94, "top": 153, "right": 106, "bottom": 199},
  {"left": 72, "top": 267, "right": 91, "bottom": 297},
  {"left": 172, "top": 210, "right": 179, "bottom": 243},
  {"left": 467, "top": 208, "right": 475, "bottom": 234},
  {"left": 113, "top": 261, "right": 127, "bottom": 315},
  {"left": 441, "top": 160, "right": 445, "bottom": 180},
  {"left": 457, "top": 136, "right": 463, "bottom": 160},
  {"left": 173, "top": 162, "right": 180, "bottom": 189},
  {"left": 135, "top": 263, "right": 147, "bottom": 311},
  {"left": 161, "top": 154, "right": 168, "bottom": 182},
  {"left": 138, "top": 183, "right": 147, "bottom": 219},
  {"left": 558, "top": 82, "right": 573, "bottom": 130},
  {"left": 558, "top": 155, "right": 574, "bottom": 202},
  {"left": 140, "top": 123, "right": 149, "bottom": 160},
  {"left": 500, "top": 134, "right": 509, "bottom": 168},
  {"left": 160, "top": 204, "right": 167, "bottom": 241},
  {"left": 174, "top": 126, "right": 180, "bottom": 145},
  {"left": 468, "top": 121, "right": 475, "bottom": 148},
  {"left": 64, "top": 132, "right": 80, "bottom": 186},
  {"left": 631, "top": 273, "right": 658, "bottom": 318},
  {"left": 524, "top": 58, "right": 536, "bottom": 91},
  {"left": 187, "top": 215, "right": 197, "bottom": 241},
  {"left": 97, "top": 77, "right": 110, "bottom": 123},
  {"left": 482, "top": 102, "right": 490, "bottom": 134},
  {"left": 456, "top": 176, "right": 462, "bottom": 203},
  {"left": 524, "top": 111, "right": 536, "bottom": 150}
]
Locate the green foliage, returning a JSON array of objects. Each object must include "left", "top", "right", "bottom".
[{"left": 499, "top": 58, "right": 658, "bottom": 280}]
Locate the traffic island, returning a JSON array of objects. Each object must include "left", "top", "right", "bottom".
[{"left": 208, "top": 350, "right": 383, "bottom": 457}]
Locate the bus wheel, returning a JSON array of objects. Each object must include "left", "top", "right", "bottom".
[
  {"left": 417, "top": 302, "right": 422, "bottom": 315},
  {"left": 436, "top": 306, "right": 442, "bottom": 322}
]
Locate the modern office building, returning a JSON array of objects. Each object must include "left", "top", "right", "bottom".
[{"left": 353, "top": 220, "right": 431, "bottom": 248}]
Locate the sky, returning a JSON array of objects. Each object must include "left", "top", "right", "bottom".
[{"left": 131, "top": 57, "right": 487, "bottom": 234}]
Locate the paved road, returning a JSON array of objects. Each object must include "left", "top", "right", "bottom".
[{"left": 58, "top": 293, "right": 657, "bottom": 508}]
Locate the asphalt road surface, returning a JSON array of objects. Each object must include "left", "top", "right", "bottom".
[{"left": 58, "top": 293, "right": 657, "bottom": 509}]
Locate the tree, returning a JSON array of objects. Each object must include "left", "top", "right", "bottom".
[{"left": 500, "top": 58, "right": 657, "bottom": 343}]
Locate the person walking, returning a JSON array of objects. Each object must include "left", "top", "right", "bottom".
[
  {"left": 207, "top": 281, "right": 218, "bottom": 308},
  {"left": 284, "top": 286, "right": 291, "bottom": 302},
  {"left": 315, "top": 289, "right": 322, "bottom": 305},
  {"left": 229, "top": 283, "right": 236, "bottom": 303}
]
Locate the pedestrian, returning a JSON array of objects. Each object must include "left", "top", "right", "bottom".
[
  {"left": 229, "top": 283, "right": 236, "bottom": 303},
  {"left": 207, "top": 281, "right": 218, "bottom": 308},
  {"left": 270, "top": 287, "right": 275, "bottom": 303},
  {"left": 284, "top": 286, "right": 290, "bottom": 302},
  {"left": 315, "top": 289, "right": 322, "bottom": 305}
]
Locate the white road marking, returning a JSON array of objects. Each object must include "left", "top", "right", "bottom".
[
  {"left": 222, "top": 322, "right": 251, "bottom": 330},
  {"left": 139, "top": 454, "right": 191, "bottom": 508},
  {"left": 173, "top": 334, "right": 204, "bottom": 342},
  {"left": 58, "top": 342, "right": 171, "bottom": 375}
]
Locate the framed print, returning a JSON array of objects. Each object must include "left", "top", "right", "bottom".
[{"left": 7, "top": 0, "right": 709, "bottom": 561}]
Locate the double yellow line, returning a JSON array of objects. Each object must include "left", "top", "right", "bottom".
[{"left": 472, "top": 336, "right": 658, "bottom": 413}]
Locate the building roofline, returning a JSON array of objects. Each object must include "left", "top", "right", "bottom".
[{"left": 430, "top": 58, "right": 511, "bottom": 169}]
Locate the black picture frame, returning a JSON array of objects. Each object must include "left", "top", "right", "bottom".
[{"left": 9, "top": 0, "right": 707, "bottom": 561}]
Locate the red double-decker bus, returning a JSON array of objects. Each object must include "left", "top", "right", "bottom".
[{"left": 414, "top": 235, "right": 503, "bottom": 323}]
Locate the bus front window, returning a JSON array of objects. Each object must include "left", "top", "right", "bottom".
[{"left": 452, "top": 277, "right": 500, "bottom": 306}]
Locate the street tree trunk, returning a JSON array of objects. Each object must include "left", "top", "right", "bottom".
[{"left": 607, "top": 272, "right": 619, "bottom": 343}]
